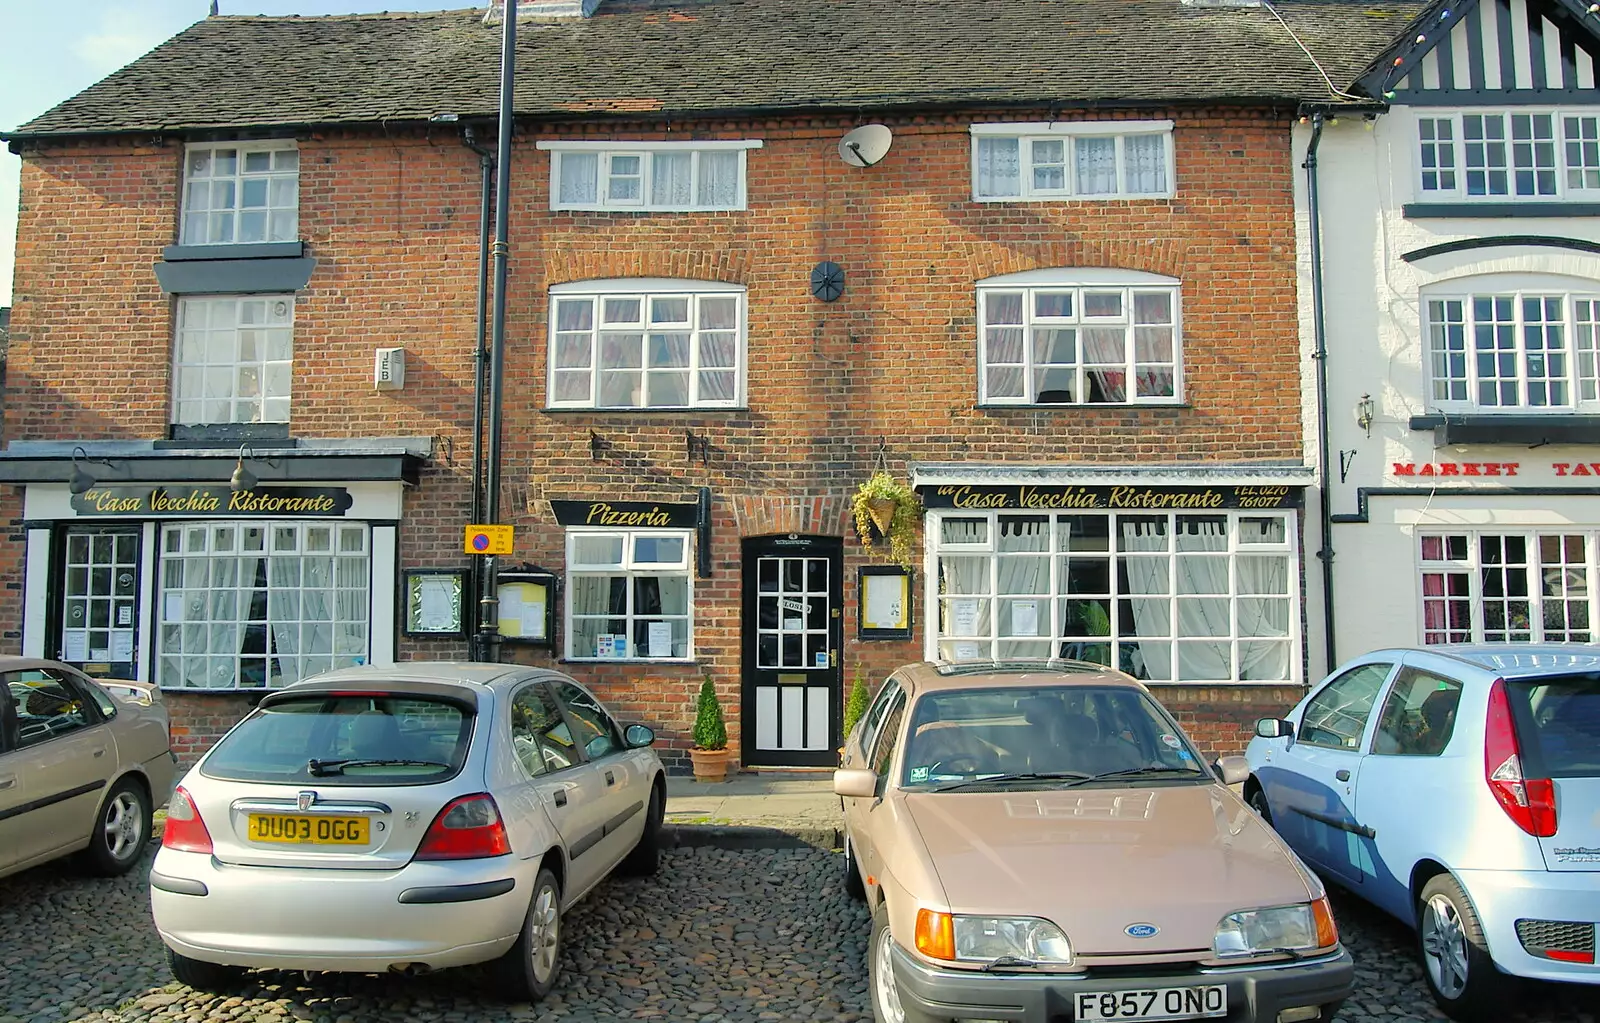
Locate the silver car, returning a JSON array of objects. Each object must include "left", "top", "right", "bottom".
[
  {"left": 150, "top": 662, "right": 665, "bottom": 1002},
  {"left": 0, "top": 658, "right": 177, "bottom": 880}
]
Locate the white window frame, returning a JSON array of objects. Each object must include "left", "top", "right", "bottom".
[
  {"left": 172, "top": 295, "right": 295, "bottom": 426},
  {"left": 155, "top": 520, "right": 371, "bottom": 691},
  {"left": 547, "top": 278, "right": 746, "bottom": 410},
  {"left": 926, "top": 509, "right": 1300, "bottom": 684},
  {"left": 536, "top": 139, "right": 763, "bottom": 212},
  {"left": 975, "top": 268, "right": 1183, "bottom": 406},
  {"left": 1417, "top": 530, "right": 1596, "bottom": 644},
  {"left": 1422, "top": 273, "right": 1600, "bottom": 414},
  {"left": 564, "top": 528, "right": 695, "bottom": 662},
  {"left": 179, "top": 140, "right": 300, "bottom": 245},
  {"left": 1413, "top": 108, "right": 1600, "bottom": 202},
  {"left": 970, "top": 121, "right": 1176, "bottom": 202}
]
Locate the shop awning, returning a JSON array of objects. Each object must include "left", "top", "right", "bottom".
[{"left": 0, "top": 437, "right": 433, "bottom": 487}]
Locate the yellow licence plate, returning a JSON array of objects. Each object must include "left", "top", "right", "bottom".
[{"left": 248, "top": 814, "right": 369, "bottom": 845}]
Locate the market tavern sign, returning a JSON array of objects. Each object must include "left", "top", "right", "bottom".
[
  {"left": 549, "top": 499, "right": 702, "bottom": 528},
  {"left": 72, "top": 486, "right": 353, "bottom": 517},
  {"left": 919, "top": 484, "right": 1302, "bottom": 511}
]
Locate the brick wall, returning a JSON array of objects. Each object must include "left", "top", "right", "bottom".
[{"left": 7, "top": 105, "right": 1307, "bottom": 767}]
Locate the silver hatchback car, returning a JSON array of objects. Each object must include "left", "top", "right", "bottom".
[{"left": 150, "top": 662, "right": 665, "bottom": 1002}]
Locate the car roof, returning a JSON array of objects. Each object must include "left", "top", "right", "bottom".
[
  {"left": 285, "top": 661, "right": 546, "bottom": 692},
  {"left": 895, "top": 660, "right": 1148, "bottom": 695},
  {"left": 1361, "top": 644, "right": 1600, "bottom": 680},
  {"left": 0, "top": 656, "right": 101, "bottom": 674}
]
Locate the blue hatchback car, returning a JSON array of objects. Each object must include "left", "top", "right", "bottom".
[{"left": 1244, "top": 645, "right": 1600, "bottom": 1022}]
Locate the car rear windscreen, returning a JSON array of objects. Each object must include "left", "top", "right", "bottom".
[
  {"left": 201, "top": 693, "right": 473, "bottom": 785},
  {"left": 1506, "top": 673, "right": 1600, "bottom": 779}
]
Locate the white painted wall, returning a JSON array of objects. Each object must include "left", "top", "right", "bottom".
[{"left": 1295, "top": 110, "right": 1600, "bottom": 674}]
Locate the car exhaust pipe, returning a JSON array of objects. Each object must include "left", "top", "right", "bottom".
[{"left": 388, "top": 963, "right": 433, "bottom": 977}]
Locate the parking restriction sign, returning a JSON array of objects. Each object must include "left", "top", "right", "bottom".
[{"left": 463, "top": 524, "right": 514, "bottom": 555}]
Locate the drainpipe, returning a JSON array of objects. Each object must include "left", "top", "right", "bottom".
[
  {"left": 475, "top": 1, "right": 517, "bottom": 664},
  {"left": 1304, "top": 109, "right": 1338, "bottom": 674},
  {"left": 463, "top": 125, "right": 494, "bottom": 661}
]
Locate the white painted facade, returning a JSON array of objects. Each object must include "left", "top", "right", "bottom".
[{"left": 1295, "top": 104, "right": 1600, "bottom": 677}]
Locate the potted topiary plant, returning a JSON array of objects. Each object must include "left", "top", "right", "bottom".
[
  {"left": 839, "top": 664, "right": 871, "bottom": 764},
  {"left": 852, "top": 470, "right": 922, "bottom": 571},
  {"left": 688, "top": 672, "right": 731, "bottom": 782}
]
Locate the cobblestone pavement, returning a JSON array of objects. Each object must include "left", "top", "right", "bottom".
[{"left": 2, "top": 841, "right": 1598, "bottom": 1023}]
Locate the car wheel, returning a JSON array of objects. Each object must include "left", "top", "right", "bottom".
[
  {"left": 492, "top": 866, "right": 563, "bottom": 1002},
  {"left": 620, "top": 781, "right": 663, "bottom": 877},
  {"left": 1245, "top": 784, "right": 1273, "bottom": 827},
  {"left": 869, "top": 901, "right": 938, "bottom": 1023},
  {"left": 843, "top": 833, "right": 866, "bottom": 902},
  {"left": 167, "top": 947, "right": 244, "bottom": 992},
  {"left": 1417, "top": 873, "right": 1512, "bottom": 1021},
  {"left": 83, "top": 777, "right": 150, "bottom": 876}
]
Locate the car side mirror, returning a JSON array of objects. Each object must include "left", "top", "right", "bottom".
[
  {"left": 834, "top": 767, "right": 878, "bottom": 799},
  {"left": 1255, "top": 717, "right": 1294, "bottom": 740},
  {"left": 1213, "top": 755, "right": 1250, "bottom": 786},
  {"left": 624, "top": 724, "right": 655, "bottom": 749}
]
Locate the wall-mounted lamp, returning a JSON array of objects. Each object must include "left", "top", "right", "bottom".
[
  {"left": 68, "top": 446, "right": 117, "bottom": 495},
  {"left": 229, "top": 443, "right": 278, "bottom": 492},
  {"left": 589, "top": 430, "right": 610, "bottom": 462},
  {"left": 685, "top": 428, "right": 710, "bottom": 466},
  {"left": 1356, "top": 394, "right": 1375, "bottom": 437}
]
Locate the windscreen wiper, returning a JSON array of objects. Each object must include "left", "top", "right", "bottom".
[
  {"left": 307, "top": 758, "right": 447, "bottom": 776},
  {"left": 933, "top": 771, "right": 1094, "bottom": 792},
  {"left": 1056, "top": 766, "right": 1205, "bottom": 787},
  {"left": 983, "top": 955, "right": 1038, "bottom": 971}
]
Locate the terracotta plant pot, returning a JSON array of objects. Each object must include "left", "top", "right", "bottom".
[
  {"left": 866, "top": 497, "right": 897, "bottom": 535},
  {"left": 689, "top": 747, "right": 731, "bottom": 782}
]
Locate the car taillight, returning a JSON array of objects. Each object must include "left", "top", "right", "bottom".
[
  {"left": 1485, "top": 679, "right": 1557, "bottom": 838},
  {"left": 415, "top": 793, "right": 512, "bottom": 860},
  {"left": 161, "top": 785, "right": 214, "bottom": 854}
]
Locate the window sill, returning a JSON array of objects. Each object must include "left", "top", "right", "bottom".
[
  {"left": 162, "top": 241, "right": 304, "bottom": 261},
  {"left": 1409, "top": 413, "right": 1600, "bottom": 445},
  {"left": 972, "top": 194, "right": 1176, "bottom": 204},
  {"left": 1402, "top": 202, "right": 1600, "bottom": 219},
  {"left": 977, "top": 402, "right": 1191, "bottom": 411},
  {"left": 164, "top": 423, "right": 291, "bottom": 445},
  {"left": 542, "top": 406, "right": 750, "bottom": 415}
]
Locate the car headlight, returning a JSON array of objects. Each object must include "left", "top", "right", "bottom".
[
  {"left": 914, "top": 912, "right": 1071, "bottom": 964},
  {"left": 1213, "top": 898, "right": 1338, "bottom": 958}
]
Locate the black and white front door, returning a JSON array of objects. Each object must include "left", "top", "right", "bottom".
[
  {"left": 53, "top": 525, "right": 142, "bottom": 679},
  {"left": 741, "top": 535, "right": 842, "bottom": 767}
]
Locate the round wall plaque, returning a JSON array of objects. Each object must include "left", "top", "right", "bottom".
[{"left": 809, "top": 261, "right": 844, "bottom": 302}]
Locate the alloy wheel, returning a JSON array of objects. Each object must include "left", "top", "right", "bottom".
[
  {"left": 528, "top": 882, "right": 560, "bottom": 984},
  {"left": 874, "top": 923, "right": 907, "bottom": 1023},
  {"left": 1421, "top": 893, "right": 1469, "bottom": 998},
  {"left": 103, "top": 791, "right": 144, "bottom": 861}
]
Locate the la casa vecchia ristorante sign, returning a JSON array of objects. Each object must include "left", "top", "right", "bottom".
[
  {"left": 71, "top": 486, "right": 353, "bottom": 517},
  {"left": 919, "top": 484, "right": 1303, "bottom": 511}
]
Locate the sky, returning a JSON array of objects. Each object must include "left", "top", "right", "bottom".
[{"left": 0, "top": 1, "right": 472, "bottom": 307}]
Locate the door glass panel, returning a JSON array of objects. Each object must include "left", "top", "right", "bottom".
[
  {"left": 510, "top": 683, "right": 577, "bottom": 775},
  {"left": 1299, "top": 662, "right": 1393, "bottom": 750},
  {"left": 60, "top": 529, "right": 139, "bottom": 670},
  {"left": 552, "top": 680, "right": 624, "bottom": 760},
  {"left": 756, "top": 556, "right": 831, "bottom": 669}
]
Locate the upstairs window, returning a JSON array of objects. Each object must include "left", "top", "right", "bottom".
[
  {"left": 173, "top": 296, "right": 293, "bottom": 425},
  {"left": 180, "top": 142, "right": 299, "bottom": 244},
  {"left": 1424, "top": 275, "right": 1600, "bottom": 413},
  {"left": 547, "top": 279, "right": 744, "bottom": 409},
  {"left": 976, "top": 269, "right": 1181, "bottom": 405},
  {"left": 537, "top": 140, "right": 762, "bottom": 212},
  {"left": 1415, "top": 110, "right": 1600, "bottom": 201},
  {"left": 971, "top": 121, "right": 1174, "bottom": 201}
]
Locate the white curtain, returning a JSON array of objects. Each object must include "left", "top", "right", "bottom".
[
  {"left": 1120, "top": 521, "right": 1171, "bottom": 680},
  {"left": 570, "top": 575, "right": 617, "bottom": 657},
  {"left": 1075, "top": 137, "right": 1117, "bottom": 194},
  {"left": 1174, "top": 522, "right": 1231, "bottom": 681},
  {"left": 977, "top": 137, "right": 1021, "bottom": 197},
  {"left": 268, "top": 555, "right": 300, "bottom": 685},
  {"left": 939, "top": 554, "right": 991, "bottom": 658},
  {"left": 997, "top": 519, "right": 1050, "bottom": 657},
  {"left": 1238, "top": 554, "right": 1291, "bottom": 681},
  {"left": 1083, "top": 327, "right": 1128, "bottom": 402},
  {"left": 650, "top": 152, "right": 693, "bottom": 205},
  {"left": 1124, "top": 134, "right": 1167, "bottom": 193},
  {"left": 697, "top": 152, "right": 740, "bottom": 206},
  {"left": 558, "top": 152, "right": 598, "bottom": 204}
]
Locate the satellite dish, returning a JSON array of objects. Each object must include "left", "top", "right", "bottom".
[{"left": 838, "top": 124, "right": 893, "bottom": 168}]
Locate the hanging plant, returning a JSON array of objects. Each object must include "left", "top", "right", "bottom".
[{"left": 851, "top": 470, "right": 922, "bottom": 570}]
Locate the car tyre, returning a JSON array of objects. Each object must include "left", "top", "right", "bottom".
[
  {"left": 869, "top": 901, "right": 939, "bottom": 1023},
  {"left": 843, "top": 833, "right": 866, "bottom": 901},
  {"left": 620, "top": 781, "right": 664, "bottom": 877},
  {"left": 1245, "top": 784, "right": 1273, "bottom": 827},
  {"left": 1417, "top": 873, "right": 1512, "bottom": 1022},
  {"left": 82, "top": 776, "right": 150, "bottom": 876},
  {"left": 492, "top": 866, "right": 563, "bottom": 1002},
  {"left": 167, "top": 947, "right": 244, "bottom": 992}
]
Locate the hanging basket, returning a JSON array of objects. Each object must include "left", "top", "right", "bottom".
[
  {"left": 866, "top": 497, "right": 896, "bottom": 535},
  {"left": 851, "top": 470, "right": 922, "bottom": 571}
]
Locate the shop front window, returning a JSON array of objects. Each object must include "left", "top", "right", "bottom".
[
  {"left": 565, "top": 528, "right": 693, "bottom": 661},
  {"left": 156, "top": 521, "right": 370, "bottom": 689},
  {"left": 1420, "top": 531, "right": 1592, "bottom": 644},
  {"left": 932, "top": 511, "right": 1297, "bottom": 683}
]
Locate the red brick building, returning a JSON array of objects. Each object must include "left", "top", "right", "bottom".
[{"left": 0, "top": 0, "right": 1415, "bottom": 769}]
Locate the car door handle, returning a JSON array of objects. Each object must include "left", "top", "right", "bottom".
[
  {"left": 0, "top": 777, "right": 14, "bottom": 790},
  {"left": 604, "top": 770, "right": 616, "bottom": 787},
  {"left": 1336, "top": 769, "right": 1351, "bottom": 782},
  {"left": 91, "top": 747, "right": 107, "bottom": 758},
  {"left": 552, "top": 790, "right": 568, "bottom": 808}
]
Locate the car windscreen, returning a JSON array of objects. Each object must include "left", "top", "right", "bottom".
[
  {"left": 899, "top": 684, "right": 1206, "bottom": 787},
  {"left": 201, "top": 693, "right": 474, "bottom": 785},
  {"left": 1506, "top": 672, "right": 1600, "bottom": 779}
]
